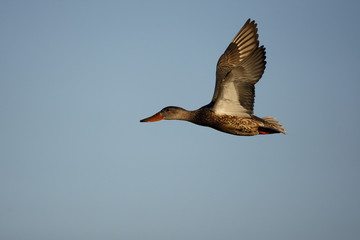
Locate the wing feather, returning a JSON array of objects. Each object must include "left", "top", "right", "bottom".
[{"left": 210, "top": 19, "right": 266, "bottom": 116}]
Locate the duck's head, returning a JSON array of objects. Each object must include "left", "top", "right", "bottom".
[{"left": 140, "top": 106, "right": 189, "bottom": 122}]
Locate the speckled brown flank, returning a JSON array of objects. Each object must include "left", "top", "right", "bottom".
[{"left": 188, "top": 108, "right": 284, "bottom": 136}]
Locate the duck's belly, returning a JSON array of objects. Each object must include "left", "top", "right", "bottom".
[{"left": 213, "top": 118, "right": 260, "bottom": 136}]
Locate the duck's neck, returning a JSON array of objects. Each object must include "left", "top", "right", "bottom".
[
  {"left": 178, "top": 109, "right": 208, "bottom": 126},
  {"left": 176, "top": 109, "right": 197, "bottom": 122}
]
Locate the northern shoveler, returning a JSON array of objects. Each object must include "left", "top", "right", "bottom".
[{"left": 140, "top": 19, "right": 286, "bottom": 136}]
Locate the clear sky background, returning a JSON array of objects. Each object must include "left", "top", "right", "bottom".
[{"left": 1, "top": 0, "right": 360, "bottom": 239}]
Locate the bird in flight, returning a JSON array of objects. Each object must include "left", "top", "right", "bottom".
[{"left": 140, "top": 19, "right": 286, "bottom": 136}]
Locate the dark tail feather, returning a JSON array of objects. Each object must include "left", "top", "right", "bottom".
[{"left": 258, "top": 126, "right": 282, "bottom": 134}]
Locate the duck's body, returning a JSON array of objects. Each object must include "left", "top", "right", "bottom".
[{"left": 140, "top": 19, "right": 286, "bottom": 136}]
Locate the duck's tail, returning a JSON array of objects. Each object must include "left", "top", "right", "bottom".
[{"left": 258, "top": 116, "right": 286, "bottom": 135}]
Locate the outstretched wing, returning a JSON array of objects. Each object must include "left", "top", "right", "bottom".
[{"left": 210, "top": 19, "right": 266, "bottom": 117}]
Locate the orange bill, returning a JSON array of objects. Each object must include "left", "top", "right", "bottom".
[{"left": 140, "top": 112, "right": 164, "bottom": 122}]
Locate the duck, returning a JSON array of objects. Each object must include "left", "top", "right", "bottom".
[{"left": 140, "top": 19, "right": 286, "bottom": 136}]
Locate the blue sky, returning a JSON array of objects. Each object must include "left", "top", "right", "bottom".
[{"left": 1, "top": 0, "right": 360, "bottom": 239}]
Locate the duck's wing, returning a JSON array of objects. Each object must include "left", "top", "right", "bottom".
[{"left": 210, "top": 19, "right": 266, "bottom": 117}]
